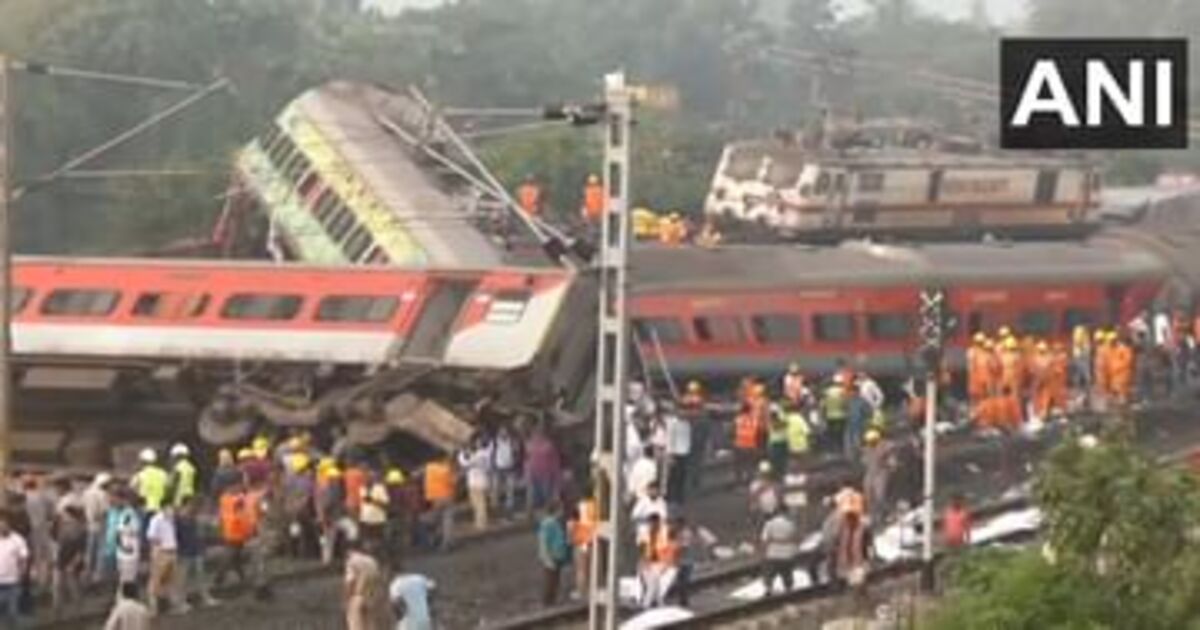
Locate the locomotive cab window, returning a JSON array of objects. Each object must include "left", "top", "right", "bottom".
[
  {"left": 1019, "top": 309, "right": 1055, "bottom": 336},
  {"left": 1062, "top": 308, "right": 1099, "bottom": 333},
  {"left": 634, "top": 318, "right": 686, "bottom": 345},
  {"left": 41, "top": 289, "right": 120, "bottom": 317},
  {"left": 220, "top": 294, "right": 303, "bottom": 321},
  {"left": 485, "top": 291, "right": 531, "bottom": 324},
  {"left": 316, "top": 296, "right": 399, "bottom": 323},
  {"left": 692, "top": 316, "right": 744, "bottom": 343},
  {"left": 750, "top": 314, "right": 802, "bottom": 344},
  {"left": 867, "top": 313, "right": 912, "bottom": 341},
  {"left": 812, "top": 313, "right": 857, "bottom": 342},
  {"left": 858, "top": 172, "right": 885, "bottom": 193}
]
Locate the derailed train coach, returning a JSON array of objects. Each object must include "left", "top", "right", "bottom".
[{"left": 8, "top": 257, "right": 597, "bottom": 452}]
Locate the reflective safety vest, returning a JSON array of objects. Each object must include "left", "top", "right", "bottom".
[
  {"left": 219, "top": 491, "right": 255, "bottom": 544},
  {"left": 171, "top": 459, "right": 197, "bottom": 507},
  {"left": 785, "top": 412, "right": 809, "bottom": 454},
  {"left": 572, "top": 499, "right": 597, "bottom": 548},
  {"left": 344, "top": 467, "right": 366, "bottom": 513},
  {"left": 641, "top": 527, "right": 678, "bottom": 566},
  {"left": 734, "top": 413, "right": 761, "bottom": 450},
  {"left": 942, "top": 506, "right": 971, "bottom": 547},
  {"left": 135, "top": 465, "right": 169, "bottom": 512},
  {"left": 822, "top": 386, "right": 847, "bottom": 423},
  {"left": 424, "top": 461, "right": 455, "bottom": 503},
  {"left": 582, "top": 182, "right": 605, "bottom": 221}
]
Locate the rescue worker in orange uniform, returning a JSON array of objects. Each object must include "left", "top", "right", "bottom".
[
  {"left": 1107, "top": 334, "right": 1135, "bottom": 405},
  {"left": 733, "top": 402, "right": 764, "bottom": 483},
  {"left": 1093, "top": 330, "right": 1113, "bottom": 407},
  {"left": 1028, "top": 341, "right": 1053, "bottom": 423},
  {"left": 516, "top": 175, "right": 543, "bottom": 217},
  {"left": 1047, "top": 341, "right": 1070, "bottom": 418},
  {"left": 996, "top": 384, "right": 1023, "bottom": 431},
  {"left": 658, "top": 213, "right": 688, "bottom": 246},
  {"left": 998, "top": 337, "right": 1025, "bottom": 405},
  {"left": 966, "top": 333, "right": 993, "bottom": 422},
  {"left": 423, "top": 456, "right": 457, "bottom": 550},
  {"left": 216, "top": 480, "right": 257, "bottom": 587},
  {"left": 568, "top": 494, "right": 597, "bottom": 599},
  {"left": 581, "top": 174, "right": 604, "bottom": 223}
]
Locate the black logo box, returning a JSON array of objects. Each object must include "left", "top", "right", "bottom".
[{"left": 1000, "top": 38, "right": 1188, "bottom": 150}]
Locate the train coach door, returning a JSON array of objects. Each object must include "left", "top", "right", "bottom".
[
  {"left": 1034, "top": 169, "right": 1060, "bottom": 204},
  {"left": 401, "top": 279, "right": 479, "bottom": 362}
]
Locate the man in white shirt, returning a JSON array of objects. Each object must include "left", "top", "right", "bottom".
[
  {"left": 390, "top": 573, "right": 435, "bottom": 630},
  {"left": 0, "top": 516, "right": 27, "bottom": 626},
  {"left": 664, "top": 410, "right": 692, "bottom": 504},
  {"left": 104, "top": 582, "right": 151, "bottom": 630},
  {"left": 82, "top": 473, "right": 111, "bottom": 584},
  {"left": 630, "top": 482, "right": 669, "bottom": 544},
  {"left": 145, "top": 507, "right": 179, "bottom": 614},
  {"left": 627, "top": 445, "right": 658, "bottom": 502}
]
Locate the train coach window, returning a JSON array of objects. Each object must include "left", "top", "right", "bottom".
[
  {"left": 812, "top": 313, "right": 856, "bottom": 342},
  {"left": 485, "top": 291, "right": 531, "bottom": 324},
  {"left": 1019, "top": 309, "right": 1055, "bottom": 336},
  {"left": 41, "top": 289, "right": 120, "bottom": 317},
  {"left": 10, "top": 287, "right": 30, "bottom": 314},
  {"left": 1062, "top": 308, "right": 1098, "bottom": 333},
  {"left": 316, "top": 296, "right": 399, "bottom": 323},
  {"left": 132, "top": 292, "right": 210, "bottom": 319},
  {"left": 867, "top": 313, "right": 912, "bottom": 341},
  {"left": 633, "top": 318, "right": 686, "bottom": 345},
  {"left": 750, "top": 314, "right": 802, "bottom": 344},
  {"left": 220, "top": 294, "right": 303, "bottom": 321},
  {"left": 692, "top": 316, "right": 744, "bottom": 344}
]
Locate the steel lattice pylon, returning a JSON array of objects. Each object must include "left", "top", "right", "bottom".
[{"left": 588, "top": 72, "right": 634, "bottom": 630}]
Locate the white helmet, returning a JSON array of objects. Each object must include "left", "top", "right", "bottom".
[
  {"left": 139, "top": 448, "right": 157, "bottom": 464},
  {"left": 170, "top": 443, "right": 190, "bottom": 458}
]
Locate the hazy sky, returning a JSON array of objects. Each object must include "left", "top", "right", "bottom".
[{"left": 365, "top": 0, "right": 1029, "bottom": 26}]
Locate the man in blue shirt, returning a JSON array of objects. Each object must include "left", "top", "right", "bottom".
[{"left": 536, "top": 502, "right": 571, "bottom": 606}]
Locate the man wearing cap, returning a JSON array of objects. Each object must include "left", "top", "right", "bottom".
[
  {"left": 131, "top": 448, "right": 168, "bottom": 518},
  {"left": 167, "top": 443, "right": 197, "bottom": 509}
]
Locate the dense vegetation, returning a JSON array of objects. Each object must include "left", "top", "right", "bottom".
[
  {"left": 927, "top": 434, "right": 1200, "bottom": 629},
  {"left": 0, "top": 0, "right": 1197, "bottom": 252}
]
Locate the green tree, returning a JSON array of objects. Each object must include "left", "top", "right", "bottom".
[{"left": 927, "top": 436, "right": 1200, "bottom": 630}]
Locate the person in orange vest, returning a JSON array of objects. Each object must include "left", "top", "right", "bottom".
[
  {"left": 1047, "top": 341, "right": 1070, "bottom": 419},
  {"left": 1028, "top": 341, "right": 1053, "bottom": 423},
  {"left": 343, "top": 460, "right": 367, "bottom": 520},
  {"left": 996, "top": 384, "right": 1023, "bottom": 431},
  {"left": 1093, "top": 330, "right": 1113, "bottom": 408},
  {"left": 998, "top": 336, "right": 1025, "bottom": 407},
  {"left": 1108, "top": 334, "right": 1136, "bottom": 405},
  {"left": 580, "top": 174, "right": 604, "bottom": 223},
  {"left": 423, "top": 456, "right": 457, "bottom": 551},
  {"left": 214, "top": 479, "right": 256, "bottom": 588},
  {"left": 966, "top": 334, "right": 993, "bottom": 423},
  {"left": 516, "top": 174, "right": 543, "bottom": 217},
  {"left": 637, "top": 513, "right": 678, "bottom": 608},
  {"left": 733, "top": 402, "right": 763, "bottom": 483},
  {"left": 567, "top": 490, "right": 597, "bottom": 599}
]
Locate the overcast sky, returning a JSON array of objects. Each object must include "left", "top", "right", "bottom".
[{"left": 364, "top": 0, "right": 1028, "bottom": 26}]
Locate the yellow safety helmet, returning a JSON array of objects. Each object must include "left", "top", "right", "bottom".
[
  {"left": 972, "top": 332, "right": 987, "bottom": 344},
  {"left": 687, "top": 380, "right": 702, "bottom": 393},
  {"left": 864, "top": 429, "right": 882, "bottom": 444},
  {"left": 758, "top": 461, "right": 773, "bottom": 475},
  {"left": 326, "top": 467, "right": 343, "bottom": 479},
  {"left": 318, "top": 457, "right": 336, "bottom": 471},
  {"left": 289, "top": 453, "right": 310, "bottom": 473},
  {"left": 236, "top": 448, "right": 255, "bottom": 461},
  {"left": 1094, "top": 329, "right": 1106, "bottom": 341},
  {"left": 998, "top": 326, "right": 1011, "bottom": 338},
  {"left": 385, "top": 469, "right": 405, "bottom": 484},
  {"left": 1004, "top": 337, "right": 1018, "bottom": 350},
  {"left": 1036, "top": 341, "right": 1048, "bottom": 351}
]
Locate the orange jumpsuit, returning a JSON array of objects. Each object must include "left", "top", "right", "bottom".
[
  {"left": 1093, "top": 342, "right": 1112, "bottom": 401},
  {"left": 966, "top": 346, "right": 992, "bottom": 405},
  {"left": 1107, "top": 343, "right": 1135, "bottom": 403},
  {"left": 1047, "top": 348, "right": 1070, "bottom": 416},
  {"left": 998, "top": 348, "right": 1024, "bottom": 400},
  {"left": 997, "top": 390, "right": 1023, "bottom": 430},
  {"left": 1029, "top": 350, "right": 1053, "bottom": 420}
]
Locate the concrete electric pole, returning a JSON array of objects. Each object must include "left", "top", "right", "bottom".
[
  {"left": 588, "top": 71, "right": 634, "bottom": 630},
  {"left": 0, "top": 56, "right": 12, "bottom": 499},
  {"left": 918, "top": 287, "right": 946, "bottom": 586}
]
